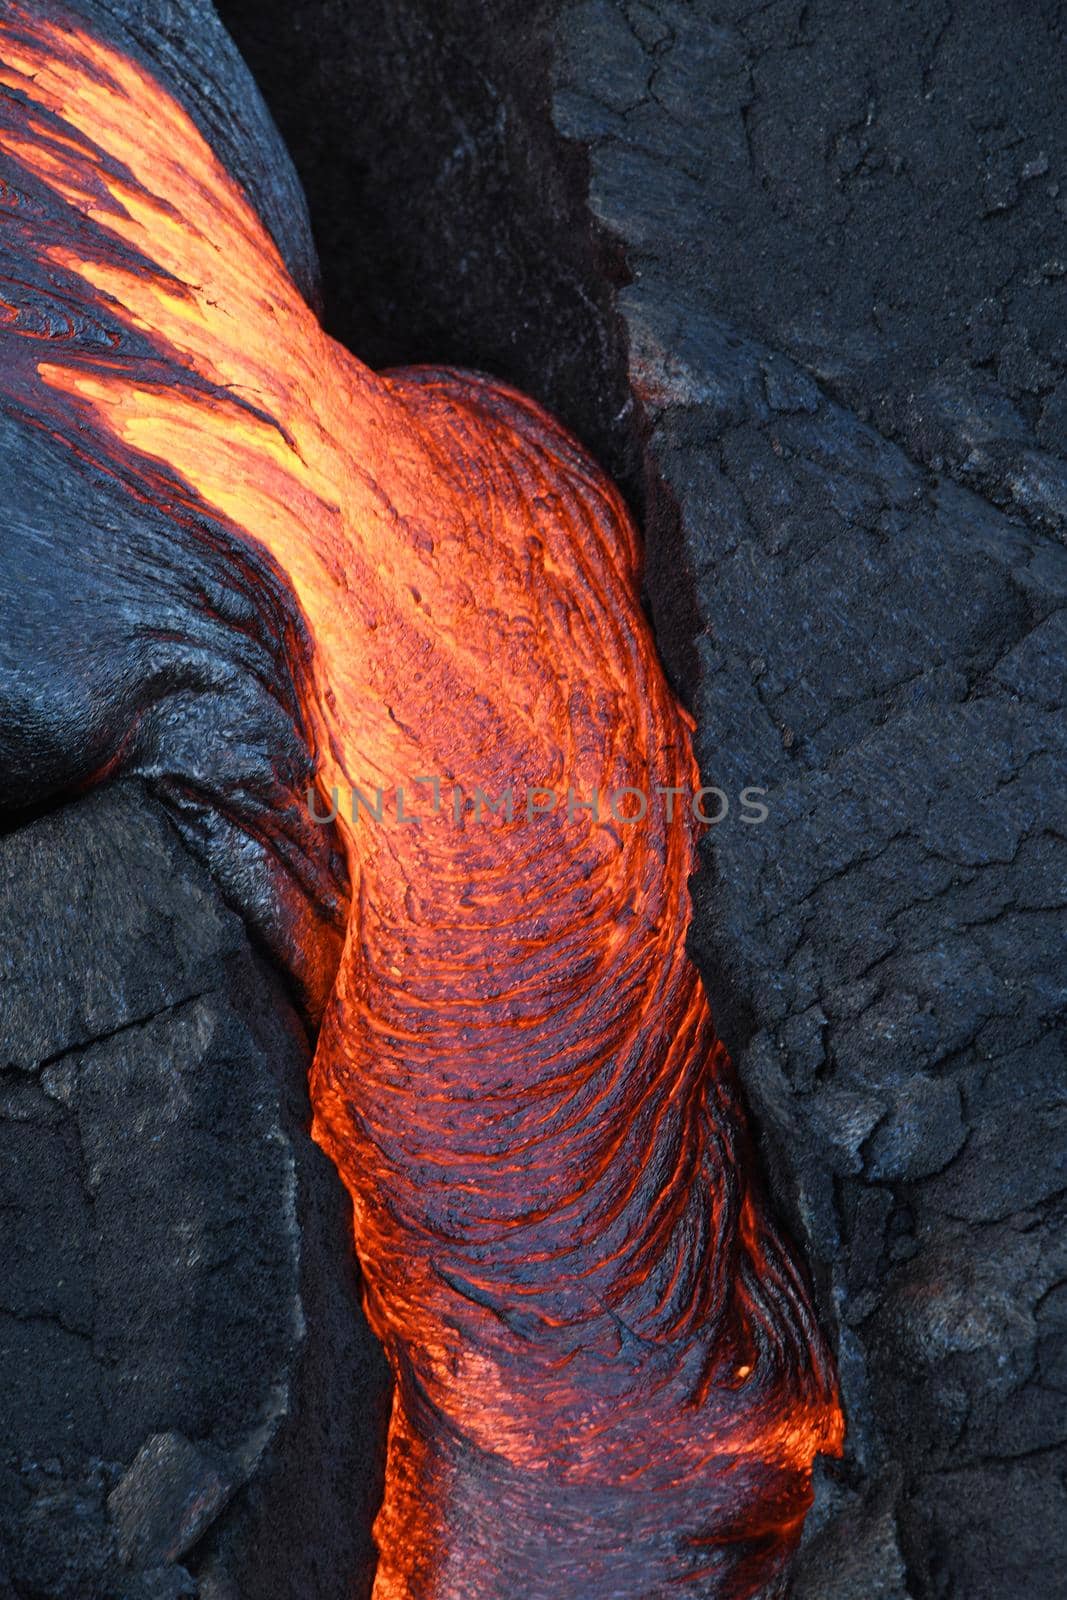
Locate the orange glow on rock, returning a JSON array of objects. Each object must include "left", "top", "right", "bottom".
[{"left": 0, "top": 8, "right": 843, "bottom": 1594}]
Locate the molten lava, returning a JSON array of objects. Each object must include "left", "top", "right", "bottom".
[{"left": 0, "top": 6, "right": 843, "bottom": 1594}]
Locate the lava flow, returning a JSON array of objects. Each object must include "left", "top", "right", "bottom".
[{"left": 0, "top": 5, "right": 843, "bottom": 1595}]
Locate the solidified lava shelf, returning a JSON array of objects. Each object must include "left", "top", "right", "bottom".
[{"left": 0, "top": 5, "right": 842, "bottom": 1596}]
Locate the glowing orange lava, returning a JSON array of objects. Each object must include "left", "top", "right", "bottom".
[{"left": 0, "top": 8, "right": 842, "bottom": 1595}]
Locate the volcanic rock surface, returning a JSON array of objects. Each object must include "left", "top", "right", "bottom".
[
  {"left": 0, "top": 781, "right": 390, "bottom": 1599},
  {"left": 0, "top": 18, "right": 392, "bottom": 1581}
]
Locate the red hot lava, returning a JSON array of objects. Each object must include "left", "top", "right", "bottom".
[{"left": 0, "top": 7, "right": 843, "bottom": 1596}]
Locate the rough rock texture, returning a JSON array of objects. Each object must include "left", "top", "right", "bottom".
[
  {"left": 0, "top": 781, "right": 390, "bottom": 1600},
  {"left": 211, "top": 0, "right": 637, "bottom": 490},
  {"left": 0, "top": 8, "right": 392, "bottom": 1590},
  {"left": 215, "top": 3, "right": 1067, "bottom": 1596}
]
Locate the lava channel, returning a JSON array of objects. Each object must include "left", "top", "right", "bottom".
[{"left": 0, "top": 6, "right": 843, "bottom": 1596}]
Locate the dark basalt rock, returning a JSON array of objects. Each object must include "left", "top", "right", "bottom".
[
  {"left": 0, "top": 15, "right": 392, "bottom": 1571},
  {"left": 210, "top": 0, "right": 638, "bottom": 494},
  {"left": 0, "top": 782, "right": 390, "bottom": 1599},
  {"left": 214, "top": 3, "right": 1067, "bottom": 1595},
  {"left": 109, "top": 1434, "right": 234, "bottom": 1569}
]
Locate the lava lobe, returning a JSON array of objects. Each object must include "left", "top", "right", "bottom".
[{"left": 0, "top": 5, "right": 842, "bottom": 1595}]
